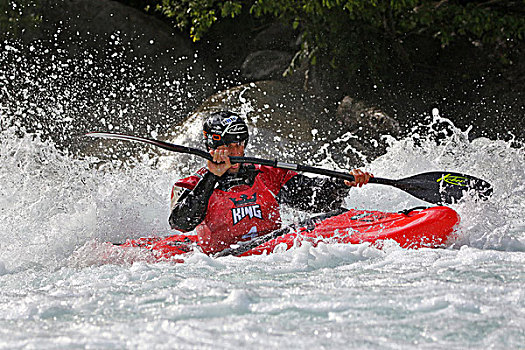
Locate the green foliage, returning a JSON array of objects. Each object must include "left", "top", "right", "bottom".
[
  {"left": 149, "top": 0, "right": 243, "bottom": 41},
  {"left": 0, "top": 0, "right": 41, "bottom": 39},
  {"left": 150, "top": 0, "right": 524, "bottom": 75}
]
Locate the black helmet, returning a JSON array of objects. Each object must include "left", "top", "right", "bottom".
[{"left": 203, "top": 111, "right": 249, "bottom": 149}]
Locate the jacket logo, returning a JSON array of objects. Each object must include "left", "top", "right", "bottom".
[
  {"left": 229, "top": 194, "right": 257, "bottom": 206},
  {"left": 229, "top": 193, "right": 262, "bottom": 225},
  {"left": 232, "top": 205, "right": 263, "bottom": 225}
]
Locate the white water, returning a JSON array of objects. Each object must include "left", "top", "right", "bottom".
[
  {"left": 1, "top": 120, "right": 524, "bottom": 349},
  {"left": 1, "top": 44, "right": 524, "bottom": 349}
]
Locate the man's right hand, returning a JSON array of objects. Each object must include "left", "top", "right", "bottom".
[{"left": 207, "top": 148, "right": 232, "bottom": 177}]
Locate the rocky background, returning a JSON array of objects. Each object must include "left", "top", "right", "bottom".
[{"left": 2, "top": 0, "right": 523, "bottom": 165}]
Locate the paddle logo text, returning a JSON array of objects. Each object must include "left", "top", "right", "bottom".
[
  {"left": 437, "top": 174, "right": 468, "bottom": 187},
  {"left": 229, "top": 193, "right": 263, "bottom": 225}
]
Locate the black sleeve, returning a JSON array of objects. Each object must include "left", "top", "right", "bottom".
[
  {"left": 169, "top": 171, "right": 219, "bottom": 231},
  {"left": 276, "top": 174, "right": 350, "bottom": 213}
]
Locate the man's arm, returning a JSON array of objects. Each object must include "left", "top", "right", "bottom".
[
  {"left": 169, "top": 172, "right": 219, "bottom": 231},
  {"left": 277, "top": 174, "right": 350, "bottom": 213}
]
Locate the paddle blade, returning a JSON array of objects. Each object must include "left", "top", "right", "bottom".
[{"left": 391, "top": 172, "right": 493, "bottom": 205}]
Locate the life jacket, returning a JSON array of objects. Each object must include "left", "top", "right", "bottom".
[{"left": 173, "top": 165, "right": 296, "bottom": 253}]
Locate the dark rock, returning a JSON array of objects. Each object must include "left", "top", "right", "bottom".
[
  {"left": 280, "top": 56, "right": 347, "bottom": 106},
  {"left": 241, "top": 50, "right": 294, "bottom": 81},
  {"left": 336, "top": 96, "right": 400, "bottom": 135},
  {"left": 334, "top": 96, "right": 400, "bottom": 159},
  {"left": 165, "top": 81, "right": 391, "bottom": 168},
  {"left": 23, "top": 0, "right": 216, "bottom": 111},
  {"left": 251, "top": 23, "right": 299, "bottom": 51},
  {"left": 29, "top": 0, "right": 194, "bottom": 73},
  {"left": 166, "top": 81, "right": 331, "bottom": 162}
]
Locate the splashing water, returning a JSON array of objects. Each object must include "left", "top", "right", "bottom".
[
  {"left": 0, "top": 126, "right": 174, "bottom": 271},
  {"left": 1, "top": 41, "right": 524, "bottom": 349},
  {"left": 2, "top": 115, "right": 524, "bottom": 349},
  {"left": 1, "top": 111, "right": 523, "bottom": 269},
  {"left": 0, "top": 40, "right": 224, "bottom": 156}
]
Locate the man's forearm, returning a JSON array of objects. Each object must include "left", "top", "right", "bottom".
[{"left": 169, "top": 172, "right": 219, "bottom": 231}]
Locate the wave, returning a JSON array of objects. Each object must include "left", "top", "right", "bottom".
[{"left": 1, "top": 113, "right": 523, "bottom": 272}]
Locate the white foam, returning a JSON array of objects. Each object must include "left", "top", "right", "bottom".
[{"left": 0, "top": 261, "right": 7, "bottom": 275}]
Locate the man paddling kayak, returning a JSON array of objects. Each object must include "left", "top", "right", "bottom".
[{"left": 169, "top": 111, "right": 372, "bottom": 254}]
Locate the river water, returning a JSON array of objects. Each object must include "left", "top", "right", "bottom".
[{"left": 1, "top": 42, "right": 524, "bottom": 349}]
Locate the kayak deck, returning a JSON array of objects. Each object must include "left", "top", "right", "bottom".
[
  {"left": 241, "top": 206, "right": 459, "bottom": 256},
  {"left": 116, "top": 206, "right": 460, "bottom": 261}
]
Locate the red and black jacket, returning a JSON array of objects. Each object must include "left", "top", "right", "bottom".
[{"left": 169, "top": 164, "right": 349, "bottom": 253}]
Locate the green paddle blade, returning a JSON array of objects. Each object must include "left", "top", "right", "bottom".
[{"left": 383, "top": 171, "right": 493, "bottom": 205}]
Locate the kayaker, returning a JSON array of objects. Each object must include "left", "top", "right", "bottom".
[{"left": 169, "top": 110, "right": 373, "bottom": 254}]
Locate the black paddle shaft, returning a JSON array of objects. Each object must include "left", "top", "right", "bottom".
[{"left": 85, "top": 132, "right": 493, "bottom": 204}]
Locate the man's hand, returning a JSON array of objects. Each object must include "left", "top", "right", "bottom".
[
  {"left": 344, "top": 169, "right": 373, "bottom": 187},
  {"left": 207, "top": 148, "right": 232, "bottom": 176}
]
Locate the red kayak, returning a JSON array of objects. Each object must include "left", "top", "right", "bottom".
[{"left": 116, "top": 206, "right": 460, "bottom": 261}]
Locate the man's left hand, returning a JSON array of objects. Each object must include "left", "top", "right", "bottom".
[{"left": 344, "top": 169, "right": 373, "bottom": 187}]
